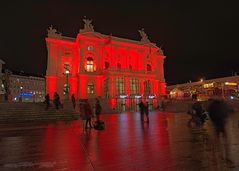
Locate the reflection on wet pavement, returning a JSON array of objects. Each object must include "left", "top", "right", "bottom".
[{"left": 0, "top": 112, "right": 238, "bottom": 170}]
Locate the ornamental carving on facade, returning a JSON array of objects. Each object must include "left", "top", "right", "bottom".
[
  {"left": 80, "top": 17, "right": 94, "bottom": 33},
  {"left": 138, "top": 28, "right": 150, "bottom": 43},
  {"left": 47, "top": 25, "right": 62, "bottom": 38}
]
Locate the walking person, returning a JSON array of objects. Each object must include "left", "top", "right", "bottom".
[
  {"left": 145, "top": 101, "right": 149, "bottom": 122},
  {"left": 84, "top": 99, "right": 93, "bottom": 129},
  {"left": 138, "top": 99, "right": 145, "bottom": 122},
  {"left": 71, "top": 94, "right": 76, "bottom": 109},
  {"left": 207, "top": 99, "right": 234, "bottom": 167},
  {"left": 53, "top": 92, "right": 59, "bottom": 109},
  {"left": 161, "top": 98, "right": 166, "bottom": 111},
  {"left": 95, "top": 98, "right": 102, "bottom": 122},
  {"left": 44, "top": 93, "right": 50, "bottom": 110},
  {"left": 208, "top": 99, "right": 229, "bottom": 137}
]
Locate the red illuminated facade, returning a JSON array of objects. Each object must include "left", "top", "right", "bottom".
[{"left": 46, "top": 19, "right": 166, "bottom": 112}]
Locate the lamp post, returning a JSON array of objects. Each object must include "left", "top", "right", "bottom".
[
  {"left": 19, "top": 86, "right": 23, "bottom": 102},
  {"left": 64, "top": 69, "right": 70, "bottom": 100}
]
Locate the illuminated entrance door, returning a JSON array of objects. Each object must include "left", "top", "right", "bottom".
[
  {"left": 148, "top": 98, "right": 153, "bottom": 111},
  {"left": 129, "top": 98, "right": 140, "bottom": 111},
  {"left": 116, "top": 98, "right": 126, "bottom": 112}
]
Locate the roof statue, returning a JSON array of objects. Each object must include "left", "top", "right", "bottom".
[
  {"left": 80, "top": 17, "right": 94, "bottom": 33},
  {"left": 47, "top": 25, "right": 62, "bottom": 38},
  {"left": 138, "top": 28, "right": 150, "bottom": 43},
  {"left": 156, "top": 48, "right": 164, "bottom": 56}
]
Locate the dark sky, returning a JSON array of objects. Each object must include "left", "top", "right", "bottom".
[{"left": 0, "top": 0, "right": 238, "bottom": 85}]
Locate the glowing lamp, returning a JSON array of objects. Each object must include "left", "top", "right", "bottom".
[
  {"left": 119, "top": 95, "right": 127, "bottom": 98},
  {"left": 225, "top": 82, "right": 237, "bottom": 86},
  {"left": 65, "top": 70, "right": 70, "bottom": 74},
  {"left": 149, "top": 95, "right": 156, "bottom": 99}
]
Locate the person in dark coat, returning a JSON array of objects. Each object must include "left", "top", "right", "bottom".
[
  {"left": 207, "top": 99, "right": 234, "bottom": 167},
  {"left": 53, "top": 92, "right": 59, "bottom": 109},
  {"left": 84, "top": 99, "right": 93, "bottom": 129},
  {"left": 144, "top": 102, "right": 149, "bottom": 122},
  {"left": 138, "top": 100, "right": 145, "bottom": 122},
  {"left": 44, "top": 93, "right": 50, "bottom": 110},
  {"left": 95, "top": 98, "right": 102, "bottom": 122},
  {"left": 71, "top": 94, "right": 76, "bottom": 109},
  {"left": 208, "top": 99, "right": 229, "bottom": 136}
]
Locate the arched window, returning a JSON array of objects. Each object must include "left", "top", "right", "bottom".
[
  {"left": 117, "top": 63, "right": 121, "bottom": 69},
  {"left": 86, "top": 57, "right": 94, "bottom": 72},
  {"left": 105, "top": 61, "right": 110, "bottom": 69},
  {"left": 147, "top": 64, "right": 152, "bottom": 71}
]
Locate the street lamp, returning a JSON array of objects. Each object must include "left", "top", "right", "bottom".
[
  {"left": 19, "top": 86, "right": 23, "bottom": 102},
  {"left": 63, "top": 68, "right": 70, "bottom": 100}
]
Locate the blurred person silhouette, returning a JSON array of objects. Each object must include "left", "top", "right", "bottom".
[
  {"left": 138, "top": 99, "right": 145, "bottom": 122},
  {"left": 207, "top": 98, "right": 234, "bottom": 167},
  {"left": 44, "top": 93, "right": 50, "bottom": 110},
  {"left": 71, "top": 94, "right": 76, "bottom": 109},
  {"left": 208, "top": 99, "right": 229, "bottom": 136},
  {"left": 95, "top": 98, "right": 102, "bottom": 122},
  {"left": 84, "top": 99, "right": 93, "bottom": 129},
  {"left": 144, "top": 101, "right": 149, "bottom": 122},
  {"left": 53, "top": 92, "right": 59, "bottom": 109}
]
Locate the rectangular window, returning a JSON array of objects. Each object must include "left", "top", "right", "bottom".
[
  {"left": 144, "top": 80, "right": 151, "bottom": 95},
  {"left": 116, "top": 78, "right": 124, "bottom": 95},
  {"left": 103, "top": 78, "right": 109, "bottom": 98},
  {"left": 130, "top": 78, "right": 139, "bottom": 95},
  {"left": 86, "top": 61, "right": 94, "bottom": 72},
  {"left": 87, "top": 83, "right": 94, "bottom": 94}
]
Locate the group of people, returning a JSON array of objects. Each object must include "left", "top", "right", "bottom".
[
  {"left": 188, "top": 98, "right": 230, "bottom": 136},
  {"left": 138, "top": 100, "right": 149, "bottom": 122},
  {"left": 79, "top": 98, "right": 102, "bottom": 130},
  {"left": 43, "top": 92, "right": 67, "bottom": 110}
]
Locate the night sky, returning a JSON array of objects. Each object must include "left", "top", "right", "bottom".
[{"left": 0, "top": 0, "right": 238, "bottom": 85}]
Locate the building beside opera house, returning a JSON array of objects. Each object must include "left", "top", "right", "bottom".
[
  {"left": 167, "top": 75, "right": 239, "bottom": 101},
  {"left": 8, "top": 73, "right": 45, "bottom": 102},
  {"left": 45, "top": 18, "right": 166, "bottom": 112}
]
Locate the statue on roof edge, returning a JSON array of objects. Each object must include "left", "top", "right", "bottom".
[
  {"left": 138, "top": 28, "right": 150, "bottom": 43},
  {"left": 80, "top": 17, "right": 94, "bottom": 33},
  {"left": 47, "top": 25, "right": 62, "bottom": 38}
]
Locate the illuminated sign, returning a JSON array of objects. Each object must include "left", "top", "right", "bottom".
[
  {"left": 20, "top": 92, "right": 33, "bottom": 97},
  {"left": 225, "top": 82, "right": 237, "bottom": 86},
  {"left": 203, "top": 83, "right": 214, "bottom": 88}
]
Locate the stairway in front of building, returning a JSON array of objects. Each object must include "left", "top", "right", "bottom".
[{"left": 0, "top": 102, "right": 80, "bottom": 123}]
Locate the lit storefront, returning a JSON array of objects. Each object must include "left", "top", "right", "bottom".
[
  {"left": 45, "top": 18, "right": 166, "bottom": 111},
  {"left": 167, "top": 76, "right": 239, "bottom": 100}
]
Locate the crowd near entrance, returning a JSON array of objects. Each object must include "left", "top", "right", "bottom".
[{"left": 115, "top": 96, "right": 157, "bottom": 112}]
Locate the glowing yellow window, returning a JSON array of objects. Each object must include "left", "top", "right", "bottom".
[{"left": 86, "top": 57, "right": 94, "bottom": 72}]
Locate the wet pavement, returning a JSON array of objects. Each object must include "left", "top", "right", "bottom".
[{"left": 0, "top": 112, "right": 239, "bottom": 171}]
